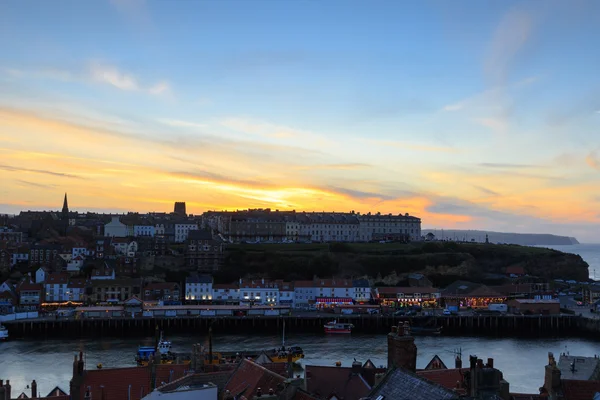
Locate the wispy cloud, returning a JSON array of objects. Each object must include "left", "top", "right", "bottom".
[
  {"left": 295, "top": 163, "right": 371, "bottom": 171},
  {"left": 16, "top": 180, "right": 57, "bottom": 189},
  {"left": 586, "top": 151, "right": 600, "bottom": 170},
  {"left": 473, "top": 185, "right": 500, "bottom": 196},
  {"left": 357, "top": 138, "right": 460, "bottom": 153},
  {"left": 88, "top": 61, "right": 170, "bottom": 95},
  {"left": 327, "top": 186, "right": 395, "bottom": 200},
  {"left": 158, "top": 119, "right": 207, "bottom": 129},
  {"left": 479, "top": 163, "right": 540, "bottom": 169},
  {"left": 220, "top": 118, "right": 329, "bottom": 142},
  {"left": 442, "top": 102, "right": 464, "bottom": 112},
  {"left": 485, "top": 8, "right": 533, "bottom": 85},
  {"left": 0, "top": 164, "right": 84, "bottom": 179}
]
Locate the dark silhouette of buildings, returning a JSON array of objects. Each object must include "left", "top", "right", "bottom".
[{"left": 174, "top": 202, "right": 186, "bottom": 216}]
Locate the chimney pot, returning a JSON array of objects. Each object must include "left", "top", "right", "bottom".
[
  {"left": 269, "top": 388, "right": 274, "bottom": 395},
  {"left": 487, "top": 358, "right": 494, "bottom": 368},
  {"left": 455, "top": 356, "right": 462, "bottom": 369},
  {"left": 477, "top": 359, "right": 484, "bottom": 368},
  {"left": 257, "top": 387, "right": 262, "bottom": 397}
]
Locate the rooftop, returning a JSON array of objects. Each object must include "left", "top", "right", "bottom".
[
  {"left": 558, "top": 354, "right": 600, "bottom": 381},
  {"left": 368, "top": 367, "right": 460, "bottom": 400}
]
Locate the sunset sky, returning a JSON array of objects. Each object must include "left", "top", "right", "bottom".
[{"left": 1, "top": 0, "right": 599, "bottom": 241}]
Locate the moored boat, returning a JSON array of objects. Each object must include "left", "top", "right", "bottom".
[
  {"left": 324, "top": 320, "right": 354, "bottom": 334},
  {"left": 0, "top": 324, "right": 8, "bottom": 341},
  {"left": 135, "top": 332, "right": 175, "bottom": 366}
]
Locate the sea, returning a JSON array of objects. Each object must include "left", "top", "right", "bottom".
[{"left": 538, "top": 243, "right": 600, "bottom": 280}]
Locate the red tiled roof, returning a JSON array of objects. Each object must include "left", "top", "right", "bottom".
[
  {"left": 225, "top": 359, "right": 286, "bottom": 398},
  {"left": 562, "top": 379, "right": 600, "bottom": 400},
  {"left": 81, "top": 366, "right": 152, "bottom": 400},
  {"left": 417, "top": 368, "right": 468, "bottom": 393},
  {"left": 506, "top": 266, "right": 526, "bottom": 275},
  {"left": 293, "top": 280, "right": 314, "bottom": 288},
  {"left": 260, "top": 362, "right": 289, "bottom": 377},
  {"left": 17, "top": 280, "right": 43, "bottom": 292},
  {"left": 305, "top": 365, "right": 371, "bottom": 400},
  {"left": 213, "top": 284, "right": 239, "bottom": 289},
  {"left": 155, "top": 364, "right": 192, "bottom": 387}
]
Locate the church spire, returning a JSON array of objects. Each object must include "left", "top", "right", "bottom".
[{"left": 62, "top": 193, "right": 69, "bottom": 217}]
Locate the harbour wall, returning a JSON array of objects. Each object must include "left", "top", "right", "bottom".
[{"left": 4, "top": 314, "right": 584, "bottom": 339}]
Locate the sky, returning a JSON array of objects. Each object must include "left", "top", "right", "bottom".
[{"left": 0, "top": 0, "right": 599, "bottom": 241}]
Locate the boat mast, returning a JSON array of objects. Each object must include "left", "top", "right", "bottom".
[{"left": 282, "top": 320, "right": 286, "bottom": 348}]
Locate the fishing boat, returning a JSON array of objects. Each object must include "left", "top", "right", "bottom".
[
  {"left": 0, "top": 325, "right": 8, "bottom": 341},
  {"left": 135, "top": 332, "right": 175, "bottom": 366},
  {"left": 206, "top": 320, "right": 304, "bottom": 364},
  {"left": 324, "top": 320, "right": 354, "bottom": 334}
]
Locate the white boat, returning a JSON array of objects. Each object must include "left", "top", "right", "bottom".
[
  {"left": 0, "top": 325, "right": 8, "bottom": 341},
  {"left": 324, "top": 320, "right": 354, "bottom": 334}
]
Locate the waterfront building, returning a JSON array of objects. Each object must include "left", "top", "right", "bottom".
[
  {"left": 352, "top": 278, "right": 372, "bottom": 303},
  {"left": 314, "top": 278, "right": 354, "bottom": 308},
  {"left": 175, "top": 223, "right": 199, "bottom": 243},
  {"left": 90, "top": 278, "right": 142, "bottom": 303},
  {"left": 507, "top": 299, "right": 561, "bottom": 315},
  {"left": 239, "top": 278, "right": 279, "bottom": 306},
  {"left": 293, "top": 280, "right": 316, "bottom": 308},
  {"left": 66, "top": 279, "right": 87, "bottom": 302},
  {"left": 275, "top": 280, "right": 294, "bottom": 306},
  {"left": 375, "top": 286, "right": 441, "bottom": 308},
  {"left": 185, "top": 230, "right": 224, "bottom": 272},
  {"left": 44, "top": 273, "right": 69, "bottom": 302},
  {"left": 212, "top": 283, "right": 240, "bottom": 305},
  {"left": 143, "top": 282, "right": 181, "bottom": 304},
  {"left": 0, "top": 286, "right": 16, "bottom": 314},
  {"left": 104, "top": 216, "right": 128, "bottom": 238},
  {"left": 185, "top": 274, "right": 213, "bottom": 302},
  {"left": 16, "top": 278, "right": 43, "bottom": 310},
  {"left": 441, "top": 280, "right": 505, "bottom": 308}
]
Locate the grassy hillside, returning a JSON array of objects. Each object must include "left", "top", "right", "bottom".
[{"left": 214, "top": 241, "right": 589, "bottom": 285}]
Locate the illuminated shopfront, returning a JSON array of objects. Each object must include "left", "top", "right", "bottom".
[
  {"left": 375, "top": 287, "right": 441, "bottom": 308},
  {"left": 315, "top": 297, "right": 353, "bottom": 308},
  {"left": 441, "top": 281, "right": 506, "bottom": 308}
]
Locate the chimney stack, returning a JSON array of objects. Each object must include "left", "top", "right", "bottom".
[
  {"left": 352, "top": 360, "right": 362, "bottom": 374},
  {"left": 32, "top": 380, "right": 37, "bottom": 399},
  {"left": 4, "top": 380, "right": 10, "bottom": 400},
  {"left": 0, "top": 380, "right": 4, "bottom": 400},
  {"left": 455, "top": 356, "right": 462, "bottom": 369},
  {"left": 257, "top": 387, "right": 262, "bottom": 397},
  {"left": 487, "top": 358, "right": 494, "bottom": 368}
]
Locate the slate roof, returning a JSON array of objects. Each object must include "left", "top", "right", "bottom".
[
  {"left": 305, "top": 365, "right": 371, "bottom": 400},
  {"left": 188, "top": 229, "right": 214, "bottom": 241},
  {"left": 224, "top": 359, "right": 286, "bottom": 399},
  {"left": 368, "top": 367, "right": 460, "bottom": 400},
  {"left": 442, "top": 281, "right": 502, "bottom": 298},
  {"left": 558, "top": 355, "right": 600, "bottom": 381}
]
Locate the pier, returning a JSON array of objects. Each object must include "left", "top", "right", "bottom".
[{"left": 3, "top": 314, "right": 582, "bottom": 338}]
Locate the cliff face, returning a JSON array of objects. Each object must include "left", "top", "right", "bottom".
[{"left": 217, "top": 242, "right": 590, "bottom": 284}]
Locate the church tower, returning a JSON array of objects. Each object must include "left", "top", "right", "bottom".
[{"left": 62, "top": 193, "right": 69, "bottom": 219}]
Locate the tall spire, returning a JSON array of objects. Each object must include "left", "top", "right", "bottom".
[{"left": 62, "top": 193, "right": 69, "bottom": 217}]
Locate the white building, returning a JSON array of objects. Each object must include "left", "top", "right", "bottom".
[
  {"left": 276, "top": 281, "right": 294, "bottom": 306},
  {"left": 293, "top": 281, "right": 316, "bottom": 308},
  {"left": 313, "top": 278, "right": 354, "bottom": 301},
  {"left": 45, "top": 273, "right": 69, "bottom": 302},
  {"left": 104, "top": 216, "right": 128, "bottom": 238},
  {"left": 239, "top": 278, "right": 279, "bottom": 306},
  {"left": 185, "top": 274, "right": 213, "bottom": 302},
  {"left": 352, "top": 279, "right": 372, "bottom": 303},
  {"left": 66, "top": 255, "right": 85, "bottom": 273},
  {"left": 11, "top": 252, "right": 29, "bottom": 267},
  {"left": 155, "top": 223, "right": 166, "bottom": 235},
  {"left": 134, "top": 225, "right": 156, "bottom": 237},
  {"left": 112, "top": 239, "right": 138, "bottom": 256},
  {"left": 285, "top": 221, "right": 300, "bottom": 241},
  {"left": 212, "top": 284, "right": 240, "bottom": 304},
  {"left": 175, "top": 223, "right": 199, "bottom": 243},
  {"left": 72, "top": 247, "right": 88, "bottom": 258},
  {"left": 358, "top": 212, "right": 421, "bottom": 242},
  {"left": 35, "top": 267, "right": 48, "bottom": 284}
]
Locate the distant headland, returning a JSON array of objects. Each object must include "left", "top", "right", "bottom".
[{"left": 422, "top": 229, "right": 579, "bottom": 246}]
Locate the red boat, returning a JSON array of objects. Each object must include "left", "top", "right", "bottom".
[{"left": 324, "top": 320, "right": 354, "bottom": 334}]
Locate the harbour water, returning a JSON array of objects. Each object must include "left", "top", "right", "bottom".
[{"left": 1, "top": 333, "right": 599, "bottom": 395}]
